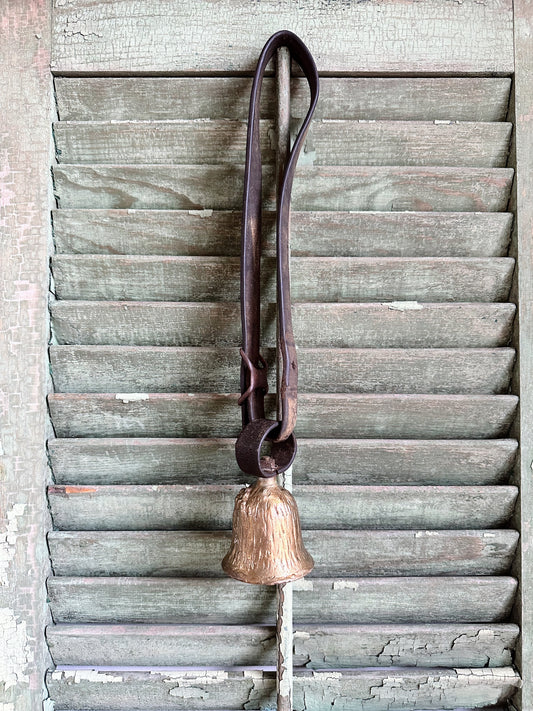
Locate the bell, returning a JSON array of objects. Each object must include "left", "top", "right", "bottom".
[{"left": 222, "top": 475, "right": 314, "bottom": 585}]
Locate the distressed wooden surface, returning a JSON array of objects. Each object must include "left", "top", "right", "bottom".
[
  {"left": 47, "top": 393, "right": 518, "bottom": 439},
  {"left": 54, "top": 120, "right": 512, "bottom": 168},
  {"left": 47, "top": 437, "right": 517, "bottom": 486},
  {"left": 49, "top": 346, "right": 515, "bottom": 395},
  {"left": 47, "top": 529, "right": 519, "bottom": 578},
  {"left": 45, "top": 666, "right": 521, "bottom": 711},
  {"left": 510, "top": 2, "right": 533, "bottom": 708},
  {"left": 50, "top": 0, "right": 514, "bottom": 74},
  {"left": 52, "top": 209, "right": 513, "bottom": 257},
  {"left": 46, "top": 621, "right": 519, "bottom": 668},
  {"left": 51, "top": 255, "right": 515, "bottom": 303},
  {"left": 52, "top": 165, "right": 514, "bottom": 212},
  {"left": 47, "top": 576, "right": 518, "bottom": 624},
  {"left": 54, "top": 77, "right": 512, "bottom": 122},
  {"left": 50, "top": 301, "right": 517, "bottom": 348},
  {"left": 47, "top": 484, "right": 518, "bottom": 531},
  {"left": 0, "top": 2, "right": 53, "bottom": 709}
]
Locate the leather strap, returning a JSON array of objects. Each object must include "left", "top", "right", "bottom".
[{"left": 236, "top": 30, "right": 319, "bottom": 477}]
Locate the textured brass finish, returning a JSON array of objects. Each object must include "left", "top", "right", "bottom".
[{"left": 222, "top": 475, "right": 314, "bottom": 585}]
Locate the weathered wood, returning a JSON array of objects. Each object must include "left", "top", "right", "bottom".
[
  {"left": 49, "top": 346, "right": 515, "bottom": 395},
  {"left": 0, "top": 3, "right": 53, "bottom": 710},
  {"left": 50, "top": 301, "right": 517, "bottom": 348},
  {"left": 51, "top": 209, "right": 513, "bottom": 257},
  {"left": 47, "top": 576, "right": 518, "bottom": 624},
  {"left": 51, "top": 255, "right": 515, "bottom": 303},
  {"left": 45, "top": 666, "right": 521, "bottom": 711},
  {"left": 47, "top": 529, "right": 519, "bottom": 577},
  {"left": 50, "top": 0, "right": 514, "bottom": 74},
  {"left": 47, "top": 393, "right": 518, "bottom": 439},
  {"left": 45, "top": 621, "right": 519, "bottom": 668},
  {"left": 52, "top": 164, "right": 513, "bottom": 212},
  {"left": 54, "top": 120, "right": 512, "bottom": 168},
  {"left": 47, "top": 484, "right": 519, "bottom": 531},
  {"left": 54, "top": 77, "right": 512, "bottom": 122},
  {"left": 47, "top": 437, "right": 517, "bottom": 486},
  {"left": 510, "top": 3, "right": 533, "bottom": 708}
]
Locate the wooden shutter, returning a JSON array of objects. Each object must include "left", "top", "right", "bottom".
[{"left": 40, "top": 1, "right": 530, "bottom": 709}]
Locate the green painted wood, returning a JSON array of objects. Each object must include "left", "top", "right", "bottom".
[
  {"left": 46, "top": 484, "right": 519, "bottom": 531},
  {"left": 45, "top": 621, "right": 519, "bottom": 668},
  {"left": 45, "top": 666, "right": 521, "bottom": 711},
  {"left": 47, "top": 529, "right": 519, "bottom": 578},
  {"left": 50, "top": 301, "right": 517, "bottom": 348},
  {"left": 54, "top": 77, "right": 512, "bottom": 122},
  {"left": 47, "top": 393, "right": 518, "bottom": 439},
  {"left": 51, "top": 256, "right": 515, "bottom": 303},
  {"left": 46, "top": 576, "right": 518, "bottom": 624},
  {"left": 54, "top": 120, "right": 512, "bottom": 168},
  {"left": 52, "top": 165, "right": 514, "bottom": 212},
  {"left": 50, "top": 0, "right": 514, "bottom": 74},
  {"left": 49, "top": 346, "right": 515, "bottom": 395},
  {"left": 51, "top": 209, "right": 513, "bottom": 257},
  {"left": 47, "top": 438, "right": 517, "bottom": 486}
]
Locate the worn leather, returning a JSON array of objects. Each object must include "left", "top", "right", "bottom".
[{"left": 236, "top": 30, "right": 319, "bottom": 477}]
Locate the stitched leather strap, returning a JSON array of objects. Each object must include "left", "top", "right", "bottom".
[{"left": 236, "top": 30, "right": 319, "bottom": 477}]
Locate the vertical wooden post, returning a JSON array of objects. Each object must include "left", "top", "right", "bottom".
[
  {"left": 0, "top": 1, "right": 54, "bottom": 709},
  {"left": 512, "top": 2, "right": 533, "bottom": 709},
  {"left": 275, "top": 45, "right": 293, "bottom": 711}
]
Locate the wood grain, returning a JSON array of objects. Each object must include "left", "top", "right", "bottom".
[
  {"left": 52, "top": 209, "right": 513, "bottom": 257},
  {"left": 50, "top": 301, "right": 517, "bottom": 348},
  {"left": 47, "top": 484, "right": 519, "bottom": 531},
  {"left": 50, "top": 0, "right": 513, "bottom": 74},
  {"left": 49, "top": 346, "right": 516, "bottom": 395},
  {"left": 47, "top": 529, "right": 519, "bottom": 577},
  {"left": 45, "top": 621, "right": 519, "bottom": 668},
  {"left": 47, "top": 576, "right": 518, "bottom": 624},
  {"left": 54, "top": 77, "right": 512, "bottom": 122},
  {"left": 54, "top": 119, "right": 512, "bottom": 168},
  {"left": 52, "top": 164, "right": 514, "bottom": 212},
  {"left": 47, "top": 437, "right": 518, "bottom": 486},
  {"left": 45, "top": 666, "right": 521, "bottom": 711},
  {"left": 51, "top": 255, "right": 515, "bottom": 303},
  {"left": 47, "top": 393, "right": 518, "bottom": 439}
]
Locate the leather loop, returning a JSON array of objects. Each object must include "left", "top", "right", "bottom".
[
  {"left": 238, "top": 30, "right": 319, "bottom": 476},
  {"left": 235, "top": 418, "right": 297, "bottom": 478}
]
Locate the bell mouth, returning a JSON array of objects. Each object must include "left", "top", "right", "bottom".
[{"left": 222, "top": 558, "right": 314, "bottom": 586}]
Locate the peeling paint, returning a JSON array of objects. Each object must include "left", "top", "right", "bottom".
[
  {"left": 386, "top": 301, "right": 424, "bottom": 311},
  {"left": 0, "top": 503, "right": 27, "bottom": 585},
  {"left": 332, "top": 580, "right": 359, "bottom": 590},
  {"left": 0, "top": 608, "right": 32, "bottom": 690},
  {"left": 292, "top": 579, "right": 313, "bottom": 591},
  {"left": 53, "top": 669, "right": 122, "bottom": 683},
  {"left": 114, "top": 393, "right": 149, "bottom": 403},
  {"left": 188, "top": 209, "right": 213, "bottom": 217}
]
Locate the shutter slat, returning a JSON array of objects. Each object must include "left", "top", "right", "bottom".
[
  {"left": 47, "top": 529, "right": 519, "bottom": 577},
  {"left": 54, "top": 77, "right": 512, "bottom": 122},
  {"left": 47, "top": 393, "right": 518, "bottom": 439},
  {"left": 52, "top": 209, "right": 513, "bottom": 257},
  {"left": 47, "top": 484, "right": 519, "bottom": 531},
  {"left": 47, "top": 438, "right": 517, "bottom": 486},
  {"left": 52, "top": 164, "right": 513, "bottom": 212},
  {"left": 45, "top": 666, "right": 520, "bottom": 711},
  {"left": 49, "top": 346, "right": 515, "bottom": 395},
  {"left": 54, "top": 120, "right": 512, "bottom": 168},
  {"left": 51, "top": 256, "right": 514, "bottom": 303},
  {"left": 47, "top": 576, "right": 518, "bottom": 624},
  {"left": 50, "top": 301, "right": 517, "bottom": 348},
  {"left": 46, "top": 621, "right": 519, "bottom": 668}
]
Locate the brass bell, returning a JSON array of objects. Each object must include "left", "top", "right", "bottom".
[{"left": 222, "top": 475, "right": 314, "bottom": 585}]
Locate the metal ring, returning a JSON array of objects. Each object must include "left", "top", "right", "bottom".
[{"left": 235, "top": 418, "right": 297, "bottom": 478}]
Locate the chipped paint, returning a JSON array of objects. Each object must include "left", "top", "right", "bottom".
[
  {"left": 386, "top": 301, "right": 424, "bottom": 311},
  {"left": 52, "top": 669, "right": 122, "bottom": 683},
  {"left": 188, "top": 208, "right": 213, "bottom": 217},
  {"left": 0, "top": 608, "right": 32, "bottom": 689},
  {"left": 114, "top": 393, "right": 149, "bottom": 403},
  {"left": 332, "top": 580, "right": 359, "bottom": 590},
  {"left": 0, "top": 503, "right": 26, "bottom": 585}
]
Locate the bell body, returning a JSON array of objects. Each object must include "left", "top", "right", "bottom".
[{"left": 222, "top": 476, "right": 314, "bottom": 585}]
